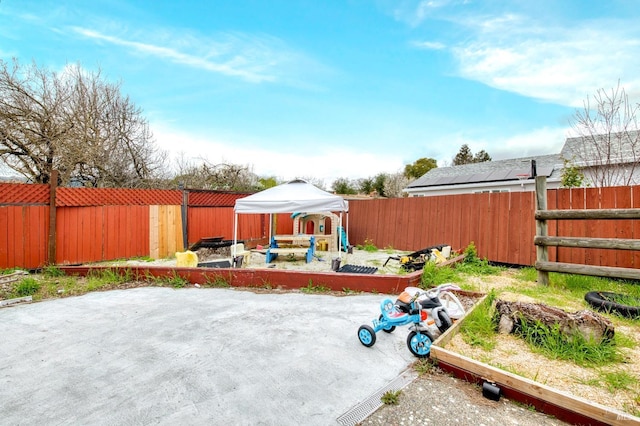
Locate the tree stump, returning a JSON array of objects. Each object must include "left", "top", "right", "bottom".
[{"left": 496, "top": 300, "right": 615, "bottom": 343}]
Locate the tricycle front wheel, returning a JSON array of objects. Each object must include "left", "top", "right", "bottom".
[
  {"left": 358, "top": 325, "right": 377, "bottom": 347},
  {"left": 406, "top": 330, "right": 432, "bottom": 358}
]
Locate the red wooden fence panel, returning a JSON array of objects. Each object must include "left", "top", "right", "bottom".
[
  {"left": 55, "top": 206, "right": 150, "bottom": 265},
  {"left": 0, "top": 205, "right": 49, "bottom": 269},
  {"left": 188, "top": 207, "right": 235, "bottom": 244},
  {"left": 614, "top": 186, "right": 633, "bottom": 268},
  {"left": 555, "top": 188, "right": 573, "bottom": 265},
  {"left": 583, "top": 187, "right": 601, "bottom": 266},
  {"left": 2, "top": 182, "right": 640, "bottom": 270},
  {"left": 634, "top": 186, "right": 640, "bottom": 268}
]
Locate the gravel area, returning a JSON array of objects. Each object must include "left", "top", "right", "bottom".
[{"left": 362, "top": 367, "right": 569, "bottom": 425}]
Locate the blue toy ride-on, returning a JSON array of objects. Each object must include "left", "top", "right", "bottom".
[{"left": 357, "top": 284, "right": 464, "bottom": 358}]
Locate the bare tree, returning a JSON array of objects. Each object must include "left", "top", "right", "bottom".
[
  {"left": 173, "top": 154, "right": 259, "bottom": 191},
  {"left": 569, "top": 82, "right": 640, "bottom": 187},
  {"left": 0, "top": 59, "right": 167, "bottom": 187}
]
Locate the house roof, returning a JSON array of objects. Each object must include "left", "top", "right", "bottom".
[
  {"left": 561, "top": 130, "right": 639, "bottom": 166},
  {"left": 406, "top": 154, "right": 563, "bottom": 189}
]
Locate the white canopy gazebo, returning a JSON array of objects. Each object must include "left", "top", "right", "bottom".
[{"left": 232, "top": 180, "right": 349, "bottom": 261}]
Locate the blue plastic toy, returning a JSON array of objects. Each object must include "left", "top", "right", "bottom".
[{"left": 357, "top": 284, "right": 463, "bottom": 358}]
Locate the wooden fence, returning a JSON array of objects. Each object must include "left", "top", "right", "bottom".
[
  {"left": 1, "top": 182, "right": 639, "bottom": 271},
  {"left": 346, "top": 185, "right": 640, "bottom": 270},
  {"left": 534, "top": 176, "right": 640, "bottom": 282}
]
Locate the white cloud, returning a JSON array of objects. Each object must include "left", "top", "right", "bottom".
[
  {"left": 151, "top": 124, "right": 406, "bottom": 187},
  {"left": 451, "top": 17, "right": 640, "bottom": 107},
  {"left": 392, "top": 0, "right": 453, "bottom": 27},
  {"left": 69, "top": 26, "right": 322, "bottom": 85},
  {"left": 411, "top": 40, "right": 446, "bottom": 50}
]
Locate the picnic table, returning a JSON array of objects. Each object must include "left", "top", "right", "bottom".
[{"left": 266, "top": 234, "right": 316, "bottom": 263}]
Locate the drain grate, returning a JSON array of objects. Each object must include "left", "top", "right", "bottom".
[{"left": 336, "top": 369, "right": 418, "bottom": 426}]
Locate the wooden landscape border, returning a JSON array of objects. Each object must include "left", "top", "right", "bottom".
[
  {"left": 431, "top": 294, "right": 640, "bottom": 426},
  {"left": 55, "top": 265, "right": 639, "bottom": 424}
]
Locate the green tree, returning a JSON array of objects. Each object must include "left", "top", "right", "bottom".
[
  {"left": 452, "top": 144, "right": 474, "bottom": 165},
  {"left": 358, "top": 177, "right": 375, "bottom": 195},
  {"left": 331, "top": 177, "right": 357, "bottom": 194},
  {"left": 452, "top": 144, "right": 492, "bottom": 166},
  {"left": 372, "top": 173, "right": 388, "bottom": 197},
  {"left": 258, "top": 176, "right": 278, "bottom": 189},
  {"left": 560, "top": 159, "right": 586, "bottom": 188},
  {"left": 473, "top": 150, "right": 492, "bottom": 163},
  {"left": 404, "top": 157, "right": 437, "bottom": 179}
]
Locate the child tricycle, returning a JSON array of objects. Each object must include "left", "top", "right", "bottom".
[{"left": 357, "top": 284, "right": 464, "bottom": 358}]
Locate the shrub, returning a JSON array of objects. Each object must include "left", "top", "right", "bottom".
[{"left": 13, "top": 278, "right": 41, "bottom": 297}]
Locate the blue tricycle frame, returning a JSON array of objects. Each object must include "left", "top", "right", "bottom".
[{"left": 358, "top": 294, "right": 436, "bottom": 358}]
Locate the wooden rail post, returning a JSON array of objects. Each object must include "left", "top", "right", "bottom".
[{"left": 535, "top": 175, "right": 549, "bottom": 285}]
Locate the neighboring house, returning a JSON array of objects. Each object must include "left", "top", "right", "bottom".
[
  {"left": 404, "top": 154, "right": 563, "bottom": 197},
  {"left": 561, "top": 130, "right": 640, "bottom": 187},
  {"left": 405, "top": 131, "right": 640, "bottom": 197}
]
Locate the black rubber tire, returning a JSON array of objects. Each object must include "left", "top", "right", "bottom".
[
  {"left": 358, "top": 325, "right": 377, "bottom": 347},
  {"left": 379, "top": 314, "right": 396, "bottom": 333},
  {"left": 585, "top": 291, "right": 640, "bottom": 318},
  {"left": 437, "top": 310, "right": 453, "bottom": 333},
  {"left": 406, "top": 330, "right": 433, "bottom": 358}
]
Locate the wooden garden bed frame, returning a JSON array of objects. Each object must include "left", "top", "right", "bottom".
[{"left": 431, "top": 294, "right": 639, "bottom": 426}]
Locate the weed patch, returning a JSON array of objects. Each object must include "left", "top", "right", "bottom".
[
  {"left": 459, "top": 290, "right": 497, "bottom": 350},
  {"left": 517, "top": 319, "right": 624, "bottom": 367},
  {"left": 380, "top": 390, "right": 401, "bottom": 405},
  {"left": 13, "top": 278, "right": 41, "bottom": 297},
  {"left": 301, "top": 280, "right": 330, "bottom": 293}
]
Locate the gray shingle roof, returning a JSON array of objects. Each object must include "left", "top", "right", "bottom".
[
  {"left": 561, "top": 130, "right": 639, "bottom": 166},
  {"left": 406, "top": 154, "right": 563, "bottom": 188}
]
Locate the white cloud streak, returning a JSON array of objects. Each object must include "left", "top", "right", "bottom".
[
  {"left": 395, "top": 1, "right": 640, "bottom": 107},
  {"left": 453, "top": 20, "right": 640, "bottom": 107},
  {"left": 411, "top": 40, "right": 446, "bottom": 50},
  {"left": 70, "top": 26, "right": 306, "bottom": 84}
]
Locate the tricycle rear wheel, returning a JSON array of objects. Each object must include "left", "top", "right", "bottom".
[{"left": 379, "top": 314, "right": 396, "bottom": 333}]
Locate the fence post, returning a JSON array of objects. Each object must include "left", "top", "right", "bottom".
[
  {"left": 181, "top": 185, "right": 188, "bottom": 250},
  {"left": 47, "top": 170, "right": 58, "bottom": 265},
  {"left": 535, "top": 175, "right": 549, "bottom": 285}
]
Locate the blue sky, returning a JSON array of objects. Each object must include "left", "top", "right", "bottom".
[{"left": 2, "top": 0, "right": 640, "bottom": 187}]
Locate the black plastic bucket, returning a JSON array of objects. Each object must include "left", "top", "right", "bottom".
[
  {"left": 482, "top": 381, "right": 501, "bottom": 401},
  {"left": 331, "top": 258, "right": 341, "bottom": 271}
]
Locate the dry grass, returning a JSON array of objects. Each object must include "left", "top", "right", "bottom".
[{"left": 449, "top": 269, "right": 640, "bottom": 417}]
